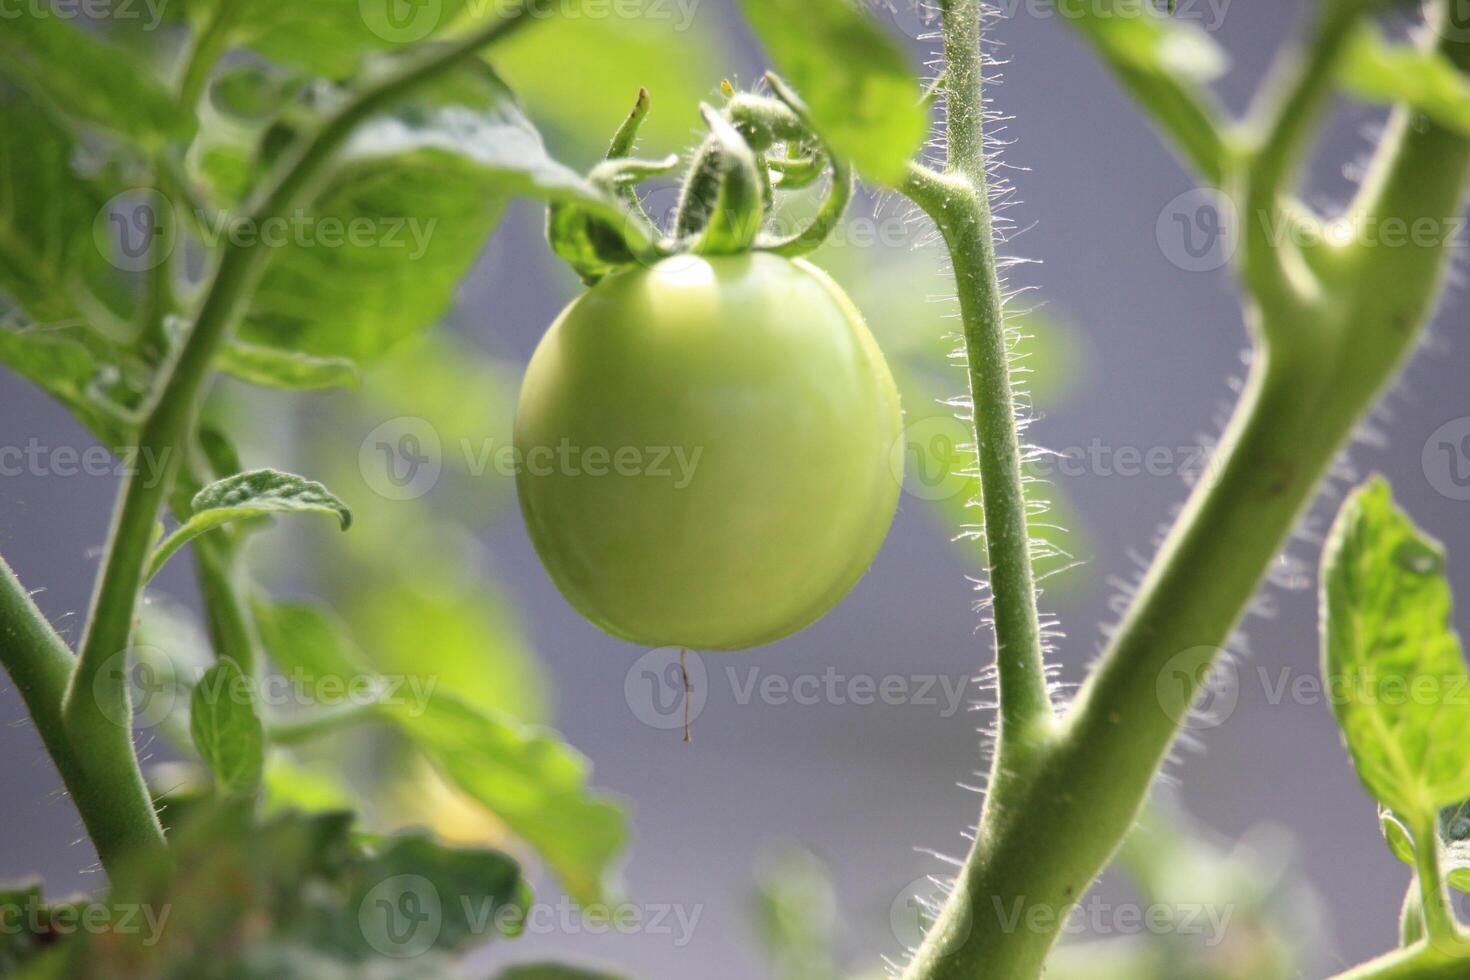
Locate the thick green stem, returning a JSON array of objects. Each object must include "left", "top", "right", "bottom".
[
  {"left": 58, "top": 0, "right": 553, "bottom": 872},
  {"left": 896, "top": 4, "right": 1470, "bottom": 978},
  {"left": 0, "top": 557, "right": 165, "bottom": 871},
  {"left": 1330, "top": 941, "right": 1470, "bottom": 980}
]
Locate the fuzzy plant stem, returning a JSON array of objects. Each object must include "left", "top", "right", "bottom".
[
  {"left": 897, "top": 3, "right": 1470, "bottom": 978},
  {"left": 38, "top": 0, "right": 556, "bottom": 875},
  {"left": 0, "top": 557, "right": 168, "bottom": 872},
  {"left": 903, "top": 0, "right": 1055, "bottom": 775}
]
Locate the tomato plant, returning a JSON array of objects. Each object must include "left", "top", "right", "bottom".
[{"left": 1, "top": 0, "right": 1469, "bottom": 979}]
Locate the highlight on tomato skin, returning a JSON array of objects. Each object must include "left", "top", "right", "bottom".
[{"left": 513, "top": 253, "right": 904, "bottom": 651}]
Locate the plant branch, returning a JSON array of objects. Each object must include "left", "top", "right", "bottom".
[
  {"left": 1241, "top": 1, "right": 1364, "bottom": 311},
  {"left": 894, "top": 3, "right": 1470, "bottom": 977},
  {"left": 1330, "top": 940, "right": 1470, "bottom": 980},
  {"left": 1413, "top": 813, "right": 1460, "bottom": 948},
  {"left": 0, "top": 555, "right": 167, "bottom": 871},
  {"left": 58, "top": 0, "right": 555, "bottom": 868},
  {"left": 894, "top": 2, "right": 1056, "bottom": 974},
  {"left": 909, "top": 0, "right": 1054, "bottom": 765}
]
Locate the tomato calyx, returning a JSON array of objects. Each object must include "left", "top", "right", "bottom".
[{"left": 546, "top": 73, "right": 854, "bottom": 286}]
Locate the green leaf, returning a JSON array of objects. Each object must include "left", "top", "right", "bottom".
[
  {"left": 147, "top": 469, "right": 352, "bottom": 580},
  {"left": 0, "top": 92, "right": 130, "bottom": 334},
  {"left": 0, "top": 318, "right": 144, "bottom": 447},
  {"left": 736, "top": 0, "right": 926, "bottom": 185},
  {"left": 252, "top": 599, "right": 366, "bottom": 688},
  {"left": 1321, "top": 477, "right": 1470, "bottom": 822},
  {"left": 262, "top": 754, "right": 358, "bottom": 817},
  {"left": 234, "top": 66, "right": 614, "bottom": 364},
  {"left": 353, "top": 833, "right": 528, "bottom": 955},
  {"left": 190, "top": 660, "right": 266, "bottom": 794},
  {"left": 219, "top": 339, "right": 359, "bottom": 391},
  {"left": 0, "top": 7, "right": 185, "bottom": 146},
  {"left": 48, "top": 802, "right": 527, "bottom": 975},
  {"left": 176, "top": 0, "right": 480, "bottom": 79},
  {"left": 252, "top": 596, "right": 624, "bottom": 903},
  {"left": 1339, "top": 25, "right": 1470, "bottom": 136},
  {"left": 387, "top": 693, "right": 627, "bottom": 905},
  {"left": 1381, "top": 802, "right": 1470, "bottom": 893}
]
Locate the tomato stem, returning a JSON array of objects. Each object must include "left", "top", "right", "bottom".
[
  {"left": 52, "top": 0, "right": 560, "bottom": 877},
  {"left": 895, "top": 1, "right": 1470, "bottom": 978}
]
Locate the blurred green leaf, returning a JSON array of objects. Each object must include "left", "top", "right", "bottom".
[
  {"left": 197, "top": 0, "right": 504, "bottom": 79},
  {"left": 345, "top": 543, "right": 546, "bottom": 723},
  {"left": 252, "top": 598, "right": 374, "bottom": 701},
  {"left": 0, "top": 319, "right": 143, "bottom": 447},
  {"left": 0, "top": 93, "right": 129, "bottom": 333},
  {"left": 389, "top": 693, "right": 627, "bottom": 905},
  {"left": 148, "top": 469, "right": 352, "bottom": 579},
  {"left": 737, "top": 0, "right": 925, "bottom": 186},
  {"left": 492, "top": 9, "right": 728, "bottom": 158},
  {"left": 190, "top": 660, "right": 267, "bottom": 794},
  {"left": 220, "top": 340, "right": 360, "bottom": 391},
  {"left": 1339, "top": 25, "right": 1470, "bottom": 135},
  {"left": 354, "top": 832, "right": 529, "bottom": 952},
  {"left": 253, "top": 594, "right": 624, "bottom": 903},
  {"left": 263, "top": 754, "right": 359, "bottom": 816},
  {"left": 751, "top": 845, "right": 838, "bottom": 980},
  {"left": 1062, "top": 0, "right": 1229, "bottom": 182},
  {"left": 235, "top": 66, "right": 615, "bottom": 364},
  {"left": 0, "top": 7, "right": 185, "bottom": 146},
  {"left": 44, "top": 803, "right": 526, "bottom": 976},
  {"left": 1322, "top": 477, "right": 1470, "bottom": 823}
]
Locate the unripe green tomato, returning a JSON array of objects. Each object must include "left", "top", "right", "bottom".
[{"left": 514, "top": 253, "right": 902, "bottom": 650}]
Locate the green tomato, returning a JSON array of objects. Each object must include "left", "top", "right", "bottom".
[{"left": 514, "top": 253, "right": 903, "bottom": 650}]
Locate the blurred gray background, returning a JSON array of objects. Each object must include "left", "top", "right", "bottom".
[{"left": 3, "top": 1, "right": 1468, "bottom": 976}]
